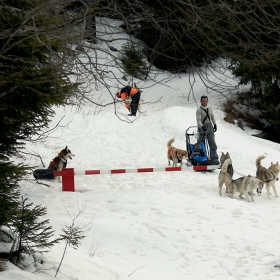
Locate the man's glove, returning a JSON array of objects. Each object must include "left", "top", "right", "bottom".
[
  {"left": 213, "top": 124, "right": 217, "bottom": 132},
  {"left": 202, "top": 126, "right": 207, "bottom": 131}
]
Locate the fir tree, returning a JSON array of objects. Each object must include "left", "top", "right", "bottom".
[
  {"left": 0, "top": 0, "right": 80, "bottom": 261},
  {"left": 10, "top": 197, "right": 61, "bottom": 265},
  {"left": 0, "top": 163, "right": 23, "bottom": 229}
]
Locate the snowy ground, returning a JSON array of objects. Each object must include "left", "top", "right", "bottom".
[{"left": 1, "top": 19, "right": 280, "bottom": 280}]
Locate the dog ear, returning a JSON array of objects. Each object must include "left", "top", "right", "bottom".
[{"left": 65, "top": 146, "right": 68, "bottom": 150}]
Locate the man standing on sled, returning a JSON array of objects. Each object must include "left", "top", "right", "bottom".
[
  {"left": 116, "top": 86, "right": 141, "bottom": 116},
  {"left": 196, "top": 95, "right": 219, "bottom": 165}
]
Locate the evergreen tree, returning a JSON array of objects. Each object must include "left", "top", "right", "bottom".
[
  {"left": 10, "top": 197, "right": 61, "bottom": 264},
  {"left": 132, "top": 0, "right": 219, "bottom": 72},
  {"left": 120, "top": 43, "right": 150, "bottom": 79},
  {"left": 0, "top": 0, "right": 79, "bottom": 258},
  {"left": 223, "top": 1, "right": 280, "bottom": 141},
  {"left": 0, "top": 163, "right": 24, "bottom": 229}
]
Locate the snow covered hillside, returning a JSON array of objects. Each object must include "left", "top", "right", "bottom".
[{"left": 1, "top": 18, "right": 280, "bottom": 280}]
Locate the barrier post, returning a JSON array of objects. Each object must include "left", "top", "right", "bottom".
[{"left": 55, "top": 168, "right": 75, "bottom": 192}]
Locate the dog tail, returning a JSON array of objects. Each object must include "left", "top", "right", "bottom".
[
  {"left": 221, "top": 158, "right": 232, "bottom": 174},
  {"left": 167, "top": 138, "right": 175, "bottom": 149},
  {"left": 137, "top": 99, "right": 145, "bottom": 112},
  {"left": 256, "top": 155, "right": 265, "bottom": 168}
]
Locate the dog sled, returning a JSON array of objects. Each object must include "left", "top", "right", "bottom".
[
  {"left": 33, "top": 169, "right": 55, "bottom": 180},
  {"left": 185, "top": 126, "right": 220, "bottom": 170}
]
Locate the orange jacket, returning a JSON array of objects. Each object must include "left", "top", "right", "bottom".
[{"left": 116, "top": 87, "right": 139, "bottom": 109}]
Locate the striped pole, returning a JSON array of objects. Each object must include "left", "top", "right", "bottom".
[
  {"left": 57, "top": 165, "right": 220, "bottom": 192},
  {"left": 54, "top": 168, "right": 75, "bottom": 192},
  {"left": 85, "top": 165, "right": 220, "bottom": 175}
]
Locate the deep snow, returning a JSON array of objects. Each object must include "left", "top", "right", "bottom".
[{"left": 1, "top": 17, "right": 280, "bottom": 280}]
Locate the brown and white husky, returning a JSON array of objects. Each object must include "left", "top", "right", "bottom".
[
  {"left": 167, "top": 138, "right": 188, "bottom": 167},
  {"left": 48, "top": 146, "right": 75, "bottom": 181},
  {"left": 256, "top": 155, "right": 280, "bottom": 199}
]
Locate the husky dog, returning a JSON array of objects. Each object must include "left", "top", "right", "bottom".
[
  {"left": 137, "top": 98, "right": 144, "bottom": 114},
  {"left": 218, "top": 158, "right": 233, "bottom": 196},
  {"left": 220, "top": 152, "right": 234, "bottom": 176},
  {"left": 231, "top": 175, "right": 262, "bottom": 202},
  {"left": 167, "top": 138, "right": 188, "bottom": 167},
  {"left": 256, "top": 155, "right": 280, "bottom": 199},
  {"left": 48, "top": 146, "right": 75, "bottom": 182},
  {"left": 218, "top": 152, "right": 234, "bottom": 196}
]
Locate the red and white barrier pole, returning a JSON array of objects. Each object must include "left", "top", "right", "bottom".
[
  {"left": 85, "top": 165, "right": 219, "bottom": 175},
  {"left": 54, "top": 168, "right": 75, "bottom": 192},
  {"left": 56, "top": 165, "right": 220, "bottom": 192},
  {"left": 85, "top": 166, "right": 182, "bottom": 175}
]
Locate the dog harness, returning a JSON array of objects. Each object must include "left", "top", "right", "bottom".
[
  {"left": 168, "top": 147, "right": 182, "bottom": 163},
  {"left": 48, "top": 157, "right": 67, "bottom": 171},
  {"left": 262, "top": 169, "right": 279, "bottom": 183},
  {"left": 257, "top": 170, "right": 279, "bottom": 194}
]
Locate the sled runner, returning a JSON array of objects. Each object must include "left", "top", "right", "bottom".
[{"left": 185, "top": 126, "right": 220, "bottom": 169}]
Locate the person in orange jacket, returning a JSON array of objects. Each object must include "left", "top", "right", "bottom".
[{"left": 116, "top": 86, "right": 141, "bottom": 116}]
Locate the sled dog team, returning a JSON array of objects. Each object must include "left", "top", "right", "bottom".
[
  {"left": 46, "top": 139, "right": 279, "bottom": 202},
  {"left": 218, "top": 152, "right": 280, "bottom": 202},
  {"left": 167, "top": 138, "right": 280, "bottom": 202}
]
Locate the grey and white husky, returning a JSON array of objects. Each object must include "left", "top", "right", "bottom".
[
  {"left": 218, "top": 152, "right": 234, "bottom": 196},
  {"left": 231, "top": 175, "right": 262, "bottom": 202}
]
